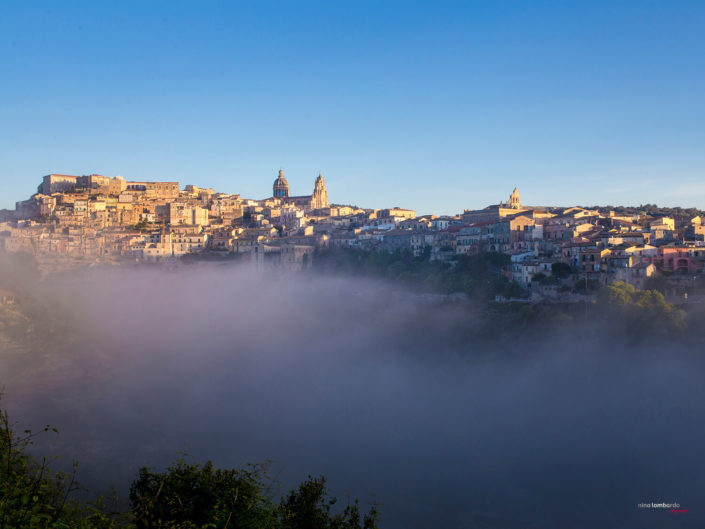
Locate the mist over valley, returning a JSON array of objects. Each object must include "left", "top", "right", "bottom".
[{"left": 2, "top": 262, "right": 704, "bottom": 528}]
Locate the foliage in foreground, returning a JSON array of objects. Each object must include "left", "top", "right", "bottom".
[
  {"left": 0, "top": 404, "right": 86, "bottom": 529},
  {"left": 1, "top": 399, "right": 379, "bottom": 529}
]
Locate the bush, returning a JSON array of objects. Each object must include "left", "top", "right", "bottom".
[
  {"left": 0, "top": 399, "right": 85, "bottom": 528},
  {"left": 130, "top": 460, "right": 277, "bottom": 528},
  {"left": 1, "top": 395, "right": 379, "bottom": 529}
]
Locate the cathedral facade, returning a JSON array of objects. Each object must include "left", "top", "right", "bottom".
[{"left": 271, "top": 170, "right": 329, "bottom": 210}]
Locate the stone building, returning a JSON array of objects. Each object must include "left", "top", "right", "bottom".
[
  {"left": 125, "top": 181, "right": 180, "bottom": 199},
  {"left": 39, "top": 174, "right": 79, "bottom": 195}
]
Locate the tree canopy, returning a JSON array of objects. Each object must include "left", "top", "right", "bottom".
[{"left": 596, "top": 281, "right": 686, "bottom": 337}]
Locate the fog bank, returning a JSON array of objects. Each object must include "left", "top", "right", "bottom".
[{"left": 2, "top": 264, "right": 704, "bottom": 528}]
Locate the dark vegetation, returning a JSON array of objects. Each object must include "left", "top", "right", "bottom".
[
  {"left": 132, "top": 220, "right": 152, "bottom": 232},
  {"left": 310, "top": 247, "right": 690, "bottom": 341},
  {"left": 597, "top": 281, "right": 686, "bottom": 336},
  {"left": 594, "top": 204, "right": 705, "bottom": 218},
  {"left": 454, "top": 281, "right": 686, "bottom": 350},
  {"left": 1, "top": 398, "right": 379, "bottom": 528},
  {"left": 312, "top": 248, "right": 526, "bottom": 300}
]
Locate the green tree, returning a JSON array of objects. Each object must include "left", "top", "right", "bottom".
[
  {"left": 597, "top": 281, "right": 686, "bottom": 336},
  {"left": 279, "top": 476, "right": 378, "bottom": 529},
  {"left": 130, "top": 461, "right": 379, "bottom": 529},
  {"left": 0, "top": 396, "right": 89, "bottom": 529},
  {"left": 129, "top": 460, "right": 277, "bottom": 529}
]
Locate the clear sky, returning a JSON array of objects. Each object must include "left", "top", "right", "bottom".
[{"left": 1, "top": 0, "right": 704, "bottom": 214}]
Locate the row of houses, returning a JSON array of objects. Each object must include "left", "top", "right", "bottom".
[{"left": 1, "top": 179, "right": 703, "bottom": 291}]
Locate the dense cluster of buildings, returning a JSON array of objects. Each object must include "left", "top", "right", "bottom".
[
  {"left": 1, "top": 172, "right": 704, "bottom": 301},
  {"left": 0, "top": 170, "right": 370, "bottom": 270}
]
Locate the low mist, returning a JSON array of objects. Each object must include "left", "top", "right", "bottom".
[{"left": 2, "top": 263, "right": 704, "bottom": 528}]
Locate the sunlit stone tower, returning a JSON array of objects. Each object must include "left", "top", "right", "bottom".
[
  {"left": 508, "top": 187, "right": 521, "bottom": 209},
  {"left": 311, "top": 172, "right": 329, "bottom": 209},
  {"left": 273, "top": 169, "right": 289, "bottom": 199}
]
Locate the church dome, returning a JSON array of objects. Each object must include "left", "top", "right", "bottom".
[{"left": 273, "top": 169, "right": 289, "bottom": 198}]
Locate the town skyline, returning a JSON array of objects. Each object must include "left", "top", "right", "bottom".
[
  {"left": 4, "top": 168, "right": 705, "bottom": 217},
  {"left": 2, "top": 170, "right": 703, "bottom": 305}
]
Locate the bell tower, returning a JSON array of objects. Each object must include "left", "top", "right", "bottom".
[
  {"left": 311, "top": 172, "right": 329, "bottom": 209},
  {"left": 508, "top": 187, "right": 521, "bottom": 209}
]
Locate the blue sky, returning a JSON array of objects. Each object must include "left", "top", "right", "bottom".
[{"left": 1, "top": 1, "right": 704, "bottom": 214}]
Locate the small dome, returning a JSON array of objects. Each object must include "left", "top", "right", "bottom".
[
  {"left": 273, "top": 169, "right": 288, "bottom": 187},
  {"left": 273, "top": 169, "right": 289, "bottom": 198}
]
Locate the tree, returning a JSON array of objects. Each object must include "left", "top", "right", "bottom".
[
  {"left": 130, "top": 462, "right": 379, "bottom": 529},
  {"left": 0, "top": 396, "right": 86, "bottom": 529},
  {"left": 130, "top": 460, "right": 277, "bottom": 529},
  {"left": 596, "top": 281, "right": 686, "bottom": 337},
  {"left": 532, "top": 272, "right": 547, "bottom": 284},
  {"left": 573, "top": 278, "right": 599, "bottom": 293},
  {"left": 551, "top": 262, "right": 572, "bottom": 279},
  {"left": 279, "top": 476, "right": 378, "bottom": 529}
]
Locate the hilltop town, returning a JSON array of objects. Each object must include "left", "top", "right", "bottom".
[{"left": 0, "top": 171, "right": 704, "bottom": 303}]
